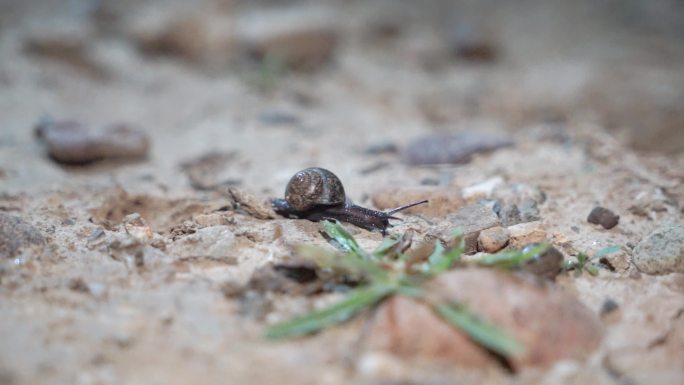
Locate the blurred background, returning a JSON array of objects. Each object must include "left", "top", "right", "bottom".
[{"left": 1, "top": 0, "right": 682, "bottom": 155}]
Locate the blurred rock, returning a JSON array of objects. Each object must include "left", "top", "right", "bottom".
[
  {"left": 403, "top": 132, "right": 512, "bottom": 165},
  {"left": 35, "top": 119, "right": 149, "bottom": 165},
  {"left": 239, "top": 6, "right": 338, "bottom": 71},
  {"left": 507, "top": 221, "right": 547, "bottom": 249},
  {"left": 23, "top": 33, "right": 108, "bottom": 79},
  {"left": 133, "top": 12, "right": 237, "bottom": 69},
  {"left": 372, "top": 187, "right": 464, "bottom": 217},
  {"left": 446, "top": 19, "right": 499, "bottom": 63},
  {"left": 499, "top": 204, "right": 522, "bottom": 227},
  {"left": 228, "top": 188, "right": 276, "bottom": 220},
  {"left": 122, "top": 213, "right": 153, "bottom": 244},
  {"left": 462, "top": 176, "right": 504, "bottom": 202},
  {"left": 492, "top": 183, "right": 546, "bottom": 206},
  {"left": 0, "top": 213, "right": 45, "bottom": 259},
  {"left": 364, "top": 142, "right": 398, "bottom": 155},
  {"left": 427, "top": 204, "right": 500, "bottom": 253},
  {"left": 167, "top": 226, "right": 236, "bottom": 260},
  {"left": 367, "top": 268, "right": 603, "bottom": 369},
  {"left": 519, "top": 199, "right": 541, "bottom": 223},
  {"left": 587, "top": 206, "right": 619, "bottom": 229},
  {"left": 633, "top": 223, "right": 684, "bottom": 274},
  {"left": 180, "top": 151, "right": 241, "bottom": 190},
  {"left": 477, "top": 226, "right": 509, "bottom": 253},
  {"left": 520, "top": 244, "right": 564, "bottom": 280}
]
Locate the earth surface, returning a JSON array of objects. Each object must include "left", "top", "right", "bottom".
[{"left": 1, "top": 1, "right": 683, "bottom": 384}]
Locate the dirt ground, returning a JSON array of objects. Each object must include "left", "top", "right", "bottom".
[{"left": 1, "top": 1, "right": 683, "bottom": 384}]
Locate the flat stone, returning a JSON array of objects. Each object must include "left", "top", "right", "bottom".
[
  {"left": 507, "top": 221, "right": 547, "bottom": 249},
  {"left": 367, "top": 268, "right": 603, "bottom": 369},
  {"left": 372, "top": 187, "right": 464, "bottom": 218},
  {"left": 427, "top": 204, "right": 500, "bottom": 253},
  {"left": 35, "top": 119, "right": 149, "bottom": 164},
  {"left": 0, "top": 213, "right": 45, "bottom": 259},
  {"left": 477, "top": 226, "right": 509, "bottom": 253},
  {"left": 402, "top": 132, "right": 513, "bottom": 165},
  {"left": 632, "top": 223, "right": 684, "bottom": 274}
]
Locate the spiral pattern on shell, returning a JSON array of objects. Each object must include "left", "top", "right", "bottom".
[{"left": 285, "top": 167, "right": 345, "bottom": 211}]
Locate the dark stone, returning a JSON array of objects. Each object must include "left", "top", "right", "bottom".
[
  {"left": 587, "top": 206, "right": 619, "bottom": 229},
  {"left": 0, "top": 213, "right": 45, "bottom": 258},
  {"left": 402, "top": 132, "right": 513, "bottom": 165},
  {"left": 520, "top": 243, "right": 564, "bottom": 280}
]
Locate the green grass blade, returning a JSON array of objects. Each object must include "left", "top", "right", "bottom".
[
  {"left": 585, "top": 263, "right": 600, "bottom": 276},
  {"left": 478, "top": 243, "right": 549, "bottom": 269},
  {"left": 373, "top": 237, "right": 400, "bottom": 257},
  {"left": 322, "top": 221, "right": 372, "bottom": 260},
  {"left": 433, "top": 302, "right": 524, "bottom": 357},
  {"left": 296, "top": 245, "right": 387, "bottom": 281},
  {"left": 594, "top": 245, "right": 620, "bottom": 258},
  {"left": 265, "top": 284, "right": 394, "bottom": 339}
]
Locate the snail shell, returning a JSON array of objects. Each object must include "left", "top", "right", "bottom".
[{"left": 284, "top": 167, "right": 346, "bottom": 211}]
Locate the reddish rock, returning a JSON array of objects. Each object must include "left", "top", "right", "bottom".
[
  {"left": 477, "top": 226, "right": 509, "bottom": 253},
  {"left": 367, "top": 268, "right": 603, "bottom": 369}
]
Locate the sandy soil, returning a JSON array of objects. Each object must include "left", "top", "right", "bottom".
[{"left": 1, "top": 1, "right": 683, "bottom": 384}]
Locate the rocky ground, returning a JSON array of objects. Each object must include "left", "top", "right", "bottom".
[{"left": 1, "top": 1, "right": 683, "bottom": 384}]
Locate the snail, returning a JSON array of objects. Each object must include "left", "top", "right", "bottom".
[{"left": 272, "top": 167, "right": 427, "bottom": 234}]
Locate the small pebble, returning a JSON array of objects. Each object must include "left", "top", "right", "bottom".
[
  {"left": 427, "top": 204, "right": 500, "bottom": 254},
  {"left": 500, "top": 204, "right": 522, "bottom": 227},
  {"left": 587, "top": 206, "right": 619, "bottom": 229},
  {"left": 402, "top": 132, "right": 513, "bottom": 165},
  {"left": 477, "top": 226, "right": 509, "bottom": 253},
  {"left": 632, "top": 223, "right": 684, "bottom": 274},
  {"left": 520, "top": 243, "right": 564, "bottom": 279},
  {"left": 599, "top": 299, "right": 619, "bottom": 317},
  {"left": 364, "top": 142, "right": 398, "bottom": 155},
  {"left": 519, "top": 199, "right": 541, "bottom": 223},
  {"left": 35, "top": 119, "right": 149, "bottom": 164},
  {"left": 507, "top": 221, "right": 547, "bottom": 249}
]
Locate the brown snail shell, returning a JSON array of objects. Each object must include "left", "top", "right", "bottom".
[
  {"left": 273, "top": 167, "right": 428, "bottom": 235},
  {"left": 285, "top": 167, "right": 345, "bottom": 211}
]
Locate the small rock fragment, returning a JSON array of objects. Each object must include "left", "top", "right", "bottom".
[
  {"left": 499, "top": 204, "right": 522, "bottom": 227},
  {"left": 180, "top": 151, "right": 240, "bottom": 190},
  {"left": 587, "top": 206, "right": 619, "bottom": 229},
  {"left": 364, "top": 142, "right": 398, "bottom": 155},
  {"left": 446, "top": 19, "right": 499, "bottom": 63},
  {"left": 492, "top": 183, "right": 546, "bottom": 206},
  {"left": 372, "top": 187, "right": 464, "bottom": 217},
  {"left": 123, "top": 213, "right": 153, "bottom": 244},
  {"left": 228, "top": 188, "right": 276, "bottom": 219},
  {"left": 507, "top": 221, "right": 547, "bottom": 249},
  {"left": 194, "top": 213, "right": 229, "bottom": 227},
  {"left": 403, "top": 132, "right": 513, "bottom": 165},
  {"left": 632, "top": 223, "right": 684, "bottom": 274},
  {"left": 0, "top": 213, "right": 45, "bottom": 259},
  {"left": 427, "top": 204, "right": 500, "bottom": 253},
  {"left": 519, "top": 199, "right": 541, "bottom": 223},
  {"left": 462, "top": 176, "right": 504, "bottom": 201},
  {"left": 477, "top": 226, "right": 509, "bottom": 253},
  {"left": 367, "top": 268, "right": 603, "bottom": 369},
  {"left": 520, "top": 243, "right": 564, "bottom": 279},
  {"left": 35, "top": 119, "right": 149, "bottom": 164}
]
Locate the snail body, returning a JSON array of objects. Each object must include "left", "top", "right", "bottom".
[{"left": 272, "top": 167, "right": 427, "bottom": 234}]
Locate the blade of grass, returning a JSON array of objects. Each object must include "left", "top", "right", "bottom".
[
  {"left": 265, "top": 283, "right": 394, "bottom": 339},
  {"left": 433, "top": 302, "right": 524, "bottom": 357},
  {"left": 296, "top": 245, "right": 387, "bottom": 281},
  {"left": 322, "top": 221, "right": 372, "bottom": 260},
  {"left": 594, "top": 245, "right": 620, "bottom": 258},
  {"left": 428, "top": 238, "right": 464, "bottom": 274},
  {"left": 478, "top": 243, "right": 549, "bottom": 269},
  {"left": 373, "top": 236, "right": 401, "bottom": 257}
]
